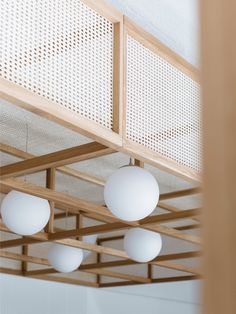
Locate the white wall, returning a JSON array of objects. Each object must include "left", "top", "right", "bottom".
[
  {"left": 107, "top": 0, "right": 199, "bottom": 66},
  {"left": 0, "top": 274, "right": 201, "bottom": 314}
]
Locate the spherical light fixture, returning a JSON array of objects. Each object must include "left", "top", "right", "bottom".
[
  {"left": 124, "top": 228, "right": 162, "bottom": 262},
  {"left": 0, "top": 190, "right": 50, "bottom": 236},
  {"left": 83, "top": 234, "right": 98, "bottom": 260},
  {"left": 104, "top": 166, "right": 159, "bottom": 221},
  {"left": 48, "top": 243, "right": 83, "bottom": 273}
]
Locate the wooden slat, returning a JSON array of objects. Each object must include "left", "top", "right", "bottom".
[
  {"left": 0, "top": 267, "right": 23, "bottom": 276},
  {"left": 81, "top": 0, "right": 123, "bottom": 23},
  {"left": 151, "top": 260, "right": 201, "bottom": 276},
  {"left": 0, "top": 142, "right": 106, "bottom": 186},
  {"left": 159, "top": 187, "right": 201, "bottom": 201},
  {"left": 112, "top": 21, "right": 123, "bottom": 134},
  {"left": 80, "top": 251, "right": 201, "bottom": 270},
  {"left": 83, "top": 268, "right": 151, "bottom": 283},
  {"left": 30, "top": 274, "right": 98, "bottom": 288},
  {"left": 55, "top": 238, "right": 128, "bottom": 259},
  {"left": 0, "top": 178, "right": 114, "bottom": 220},
  {"left": 0, "top": 250, "right": 49, "bottom": 266},
  {"left": 99, "top": 275, "right": 200, "bottom": 288},
  {"left": 0, "top": 142, "right": 114, "bottom": 179}
]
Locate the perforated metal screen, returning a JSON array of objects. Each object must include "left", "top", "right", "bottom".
[
  {"left": 126, "top": 36, "right": 202, "bottom": 172},
  {"left": 0, "top": 0, "right": 114, "bottom": 129}
]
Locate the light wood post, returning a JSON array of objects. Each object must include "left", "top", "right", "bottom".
[
  {"left": 201, "top": 0, "right": 236, "bottom": 313},
  {"left": 45, "top": 168, "right": 55, "bottom": 233}
]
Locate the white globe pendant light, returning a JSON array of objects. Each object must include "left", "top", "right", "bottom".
[
  {"left": 83, "top": 234, "right": 98, "bottom": 259},
  {"left": 0, "top": 190, "right": 50, "bottom": 236},
  {"left": 48, "top": 243, "right": 83, "bottom": 273},
  {"left": 124, "top": 228, "right": 162, "bottom": 262},
  {"left": 104, "top": 166, "right": 159, "bottom": 221}
]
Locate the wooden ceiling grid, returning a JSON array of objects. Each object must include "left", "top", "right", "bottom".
[{"left": 0, "top": 0, "right": 202, "bottom": 288}]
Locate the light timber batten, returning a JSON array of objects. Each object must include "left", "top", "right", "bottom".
[
  {"left": 0, "top": 142, "right": 114, "bottom": 179},
  {"left": 0, "top": 143, "right": 106, "bottom": 186}
]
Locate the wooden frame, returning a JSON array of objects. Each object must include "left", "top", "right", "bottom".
[
  {"left": 0, "top": 0, "right": 202, "bottom": 288},
  {"left": 0, "top": 0, "right": 200, "bottom": 184}
]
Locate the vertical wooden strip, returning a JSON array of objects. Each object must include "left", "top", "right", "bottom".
[
  {"left": 96, "top": 251, "right": 101, "bottom": 285},
  {"left": 76, "top": 214, "right": 83, "bottom": 241},
  {"left": 112, "top": 21, "right": 123, "bottom": 134},
  {"left": 201, "top": 1, "right": 236, "bottom": 313},
  {"left": 134, "top": 159, "right": 144, "bottom": 168},
  {"left": 148, "top": 264, "right": 152, "bottom": 280},
  {"left": 122, "top": 22, "right": 127, "bottom": 140},
  {"left": 45, "top": 168, "right": 55, "bottom": 233},
  {"left": 21, "top": 244, "right": 28, "bottom": 273}
]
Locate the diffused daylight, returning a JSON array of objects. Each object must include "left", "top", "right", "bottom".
[{"left": 0, "top": 1, "right": 235, "bottom": 314}]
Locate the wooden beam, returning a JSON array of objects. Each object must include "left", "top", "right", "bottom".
[
  {"left": 97, "top": 223, "right": 200, "bottom": 244},
  {"left": 0, "top": 178, "right": 114, "bottom": 220},
  {"left": 83, "top": 268, "right": 151, "bottom": 283},
  {"left": 55, "top": 238, "right": 128, "bottom": 259},
  {"left": 30, "top": 274, "right": 98, "bottom": 288},
  {"left": 112, "top": 21, "right": 123, "bottom": 134},
  {"left": 0, "top": 250, "right": 49, "bottom": 266},
  {"left": 159, "top": 187, "right": 201, "bottom": 201},
  {"left": 151, "top": 260, "right": 201, "bottom": 276},
  {"left": 80, "top": 251, "right": 201, "bottom": 270},
  {"left": 0, "top": 267, "right": 23, "bottom": 276},
  {"left": 0, "top": 142, "right": 114, "bottom": 179},
  {"left": 99, "top": 275, "right": 200, "bottom": 288},
  {"left": 0, "top": 142, "right": 106, "bottom": 186}
]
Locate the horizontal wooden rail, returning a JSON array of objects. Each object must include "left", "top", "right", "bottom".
[
  {"left": 80, "top": 251, "right": 201, "bottom": 270},
  {"left": 0, "top": 143, "right": 106, "bottom": 186},
  {"left": 0, "top": 142, "right": 114, "bottom": 179},
  {"left": 99, "top": 275, "right": 200, "bottom": 288}
]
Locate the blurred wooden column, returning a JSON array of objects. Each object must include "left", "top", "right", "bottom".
[{"left": 201, "top": 1, "right": 236, "bottom": 314}]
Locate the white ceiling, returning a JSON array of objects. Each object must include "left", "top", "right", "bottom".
[{"left": 107, "top": 0, "right": 199, "bottom": 66}]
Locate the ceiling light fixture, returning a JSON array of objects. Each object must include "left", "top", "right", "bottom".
[
  {"left": 124, "top": 228, "right": 162, "bottom": 262},
  {"left": 0, "top": 190, "right": 50, "bottom": 236},
  {"left": 48, "top": 243, "right": 83, "bottom": 273},
  {"left": 104, "top": 166, "right": 159, "bottom": 221}
]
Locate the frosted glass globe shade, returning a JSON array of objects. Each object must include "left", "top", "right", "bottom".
[
  {"left": 83, "top": 234, "right": 98, "bottom": 259},
  {"left": 48, "top": 243, "right": 83, "bottom": 273},
  {"left": 104, "top": 166, "right": 159, "bottom": 221},
  {"left": 124, "top": 228, "right": 162, "bottom": 262},
  {"left": 0, "top": 190, "right": 50, "bottom": 236}
]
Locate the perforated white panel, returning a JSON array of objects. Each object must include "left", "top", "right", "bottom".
[
  {"left": 126, "top": 36, "right": 201, "bottom": 172},
  {"left": 0, "top": 0, "right": 114, "bottom": 129}
]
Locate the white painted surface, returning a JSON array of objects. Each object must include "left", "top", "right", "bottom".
[
  {"left": 107, "top": 0, "right": 199, "bottom": 66},
  {"left": 0, "top": 274, "right": 201, "bottom": 314}
]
